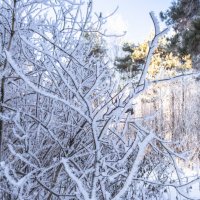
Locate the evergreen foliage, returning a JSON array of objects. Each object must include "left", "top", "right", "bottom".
[
  {"left": 114, "top": 43, "right": 141, "bottom": 78},
  {"left": 115, "top": 37, "right": 192, "bottom": 79},
  {"left": 160, "top": 0, "right": 200, "bottom": 68}
]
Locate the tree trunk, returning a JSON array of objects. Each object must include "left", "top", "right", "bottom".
[{"left": 0, "top": 76, "right": 5, "bottom": 161}]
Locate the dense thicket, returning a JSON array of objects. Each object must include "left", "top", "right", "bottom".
[{"left": 0, "top": 1, "right": 199, "bottom": 199}]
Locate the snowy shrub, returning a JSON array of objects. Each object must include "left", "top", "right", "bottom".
[{"left": 0, "top": 0, "right": 199, "bottom": 199}]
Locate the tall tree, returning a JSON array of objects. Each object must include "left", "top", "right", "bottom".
[
  {"left": 160, "top": 0, "right": 200, "bottom": 68},
  {"left": 115, "top": 37, "right": 192, "bottom": 80},
  {"left": 114, "top": 43, "right": 142, "bottom": 79}
]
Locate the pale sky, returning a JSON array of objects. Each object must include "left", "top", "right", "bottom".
[{"left": 93, "top": 0, "right": 173, "bottom": 43}]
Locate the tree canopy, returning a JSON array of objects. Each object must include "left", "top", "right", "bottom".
[
  {"left": 115, "top": 37, "right": 192, "bottom": 79},
  {"left": 160, "top": 0, "right": 200, "bottom": 68}
]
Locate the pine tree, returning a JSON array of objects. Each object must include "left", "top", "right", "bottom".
[
  {"left": 160, "top": 0, "right": 200, "bottom": 68},
  {"left": 114, "top": 43, "right": 141, "bottom": 79},
  {"left": 115, "top": 37, "right": 192, "bottom": 79}
]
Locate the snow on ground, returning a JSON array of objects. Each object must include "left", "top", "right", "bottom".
[{"left": 165, "top": 165, "right": 200, "bottom": 200}]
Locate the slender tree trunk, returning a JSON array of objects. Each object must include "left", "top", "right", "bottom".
[
  {"left": 153, "top": 88, "right": 159, "bottom": 133},
  {"left": 0, "top": 77, "right": 5, "bottom": 161},
  {"left": 0, "top": 0, "right": 16, "bottom": 162},
  {"left": 181, "top": 78, "right": 186, "bottom": 137},
  {"left": 171, "top": 88, "right": 175, "bottom": 141},
  {"left": 159, "top": 86, "right": 164, "bottom": 134}
]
